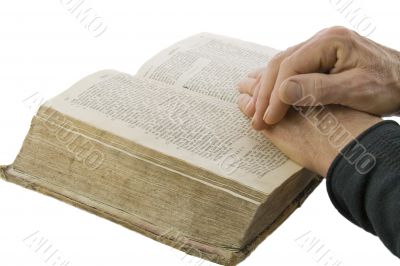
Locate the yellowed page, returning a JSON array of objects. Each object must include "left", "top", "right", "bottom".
[
  {"left": 137, "top": 33, "right": 279, "bottom": 103},
  {"left": 44, "top": 70, "right": 301, "bottom": 195}
]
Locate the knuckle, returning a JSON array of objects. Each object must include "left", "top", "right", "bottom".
[
  {"left": 268, "top": 44, "right": 299, "bottom": 69},
  {"left": 250, "top": 83, "right": 258, "bottom": 95},
  {"left": 320, "top": 26, "right": 354, "bottom": 40},
  {"left": 268, "top": 52, "right": 284, "bottom": 66},
  {"left": 279, "top": 58, "right": 293, "bottom": 71},
  {"left": 284, "top": 45, "right": 298, "bottom": 55},
  {"left": 269, "top": 47, "right": 292, "bottom": 65}
]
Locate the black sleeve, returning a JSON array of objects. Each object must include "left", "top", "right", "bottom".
[{"left": 326, "top": 120, "right": 400, "bottom": 258}]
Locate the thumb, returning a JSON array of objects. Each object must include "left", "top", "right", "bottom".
[{"left": 278, "top": 71, "right": 356, "bottom": 105}]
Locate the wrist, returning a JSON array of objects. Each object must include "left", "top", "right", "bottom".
[
  {"left": 391, "top": 50, "right": 400, "bottom": 114},
  {"left": 311, "top": 107, "right": 382, "bottom": 177}
]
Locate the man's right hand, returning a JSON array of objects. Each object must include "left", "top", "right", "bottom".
[{"left": 240, "top": 26, "right": 400, "bottom": 129}]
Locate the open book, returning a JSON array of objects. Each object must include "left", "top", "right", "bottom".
[{"left": 0, "top": 33, "right": 320, "bottom": 265}]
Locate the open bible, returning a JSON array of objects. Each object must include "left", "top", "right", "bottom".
[{"left": 0, "top": 33, "right": 320, "bottom": 265}]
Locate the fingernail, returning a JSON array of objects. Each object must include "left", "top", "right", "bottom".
[
  {"left": 245, "top": 97, "right": 254, "bottom": 112},
  {"left": 251, "top": 116, "right": 257, "bottom": 127},
  {"left": 283, "top": 80, "right": 302, "bottom": 103},
  {"left": 263, "top": 107, "right": 270, "bottom": 121}
]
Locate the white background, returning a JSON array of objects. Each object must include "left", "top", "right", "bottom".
[{"left": 0, "top": 0, "right": 399, "bottom": 265}]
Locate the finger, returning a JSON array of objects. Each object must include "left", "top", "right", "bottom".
[
  {"left": 237, "top": 68, "right": 263, "bottom": 99},
  {"left": 278, "top": 69, "right": 362, "bottom": 105},
  {"left": 245, "top": 73, "right": 263, "bottom": 117},
  {"left": 248, "top": 67, "right": 265, "bottom": 79},
  {"left": 238, "top": 77, "right": 258, "bottom": 96},
  {"left": 252, "top": 81, "right": 261, "bottom": 105},
  {"left": 263, "top": 87, "right": 290, "bottom": 125},
  {"left": 252, "top": 43, "right": 305, "bottom": 129},
  {"left": 262, "top": 39, "right": 343, "bottom": 124},
  {"left": 251, "top": 55, "right": 284, "bottom": 129},
  {"left": 249, "top": 67, "right": 265, "bottom": 99},
  {"left": 250, "top": 82, "right": 263, "bottom": 125},
  {"left": 237, "top": 94, "right": 256, "bottom": 118}
]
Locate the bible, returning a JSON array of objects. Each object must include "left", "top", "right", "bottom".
[{"left": 0, "top": 33, "right": 320, "bottom": 265}]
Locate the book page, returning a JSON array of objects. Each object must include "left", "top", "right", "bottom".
[
  {"left": 137, "top": 33, "right": 278, "bottom": 103},
  {"left": 44, "top": 70, "right": 301, "bottom": 195}
]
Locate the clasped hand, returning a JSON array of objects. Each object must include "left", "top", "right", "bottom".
[{"left": 237, "top": 26, "right": 399, "bottom": 176}]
